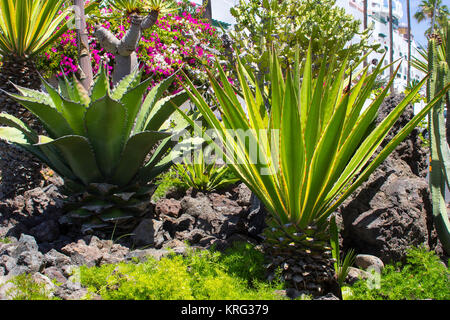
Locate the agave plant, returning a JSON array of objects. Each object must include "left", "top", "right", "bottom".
[
  {"left": 0, "top": 68, "right": 188, "bottom": 233},
  {"left": 175, "top": 146, "right": 239, "bottom": 192},
  {"left": 180, "top": 46, "right": 450, "bottom": 295}
]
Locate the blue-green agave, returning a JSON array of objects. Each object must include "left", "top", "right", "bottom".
[{"left": 0, "top": 68, "right": 188, "bottom": 233}]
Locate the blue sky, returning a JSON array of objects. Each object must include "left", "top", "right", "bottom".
[{"left": 192, "top": 0, "right": 432, "bottom": 47}]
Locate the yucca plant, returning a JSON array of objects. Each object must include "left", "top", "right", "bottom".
[
  {"left": 179, "top": 46, "right": 450, "bottom": 295},
  {"left": 175, "top": 146, "right": 239, "bottom": 192},
  {"left": 0, "top": 67, "right": 188, "bottom": 234},
  {"left": 106, "top": 0, "right": 177, "bottom": 16}
]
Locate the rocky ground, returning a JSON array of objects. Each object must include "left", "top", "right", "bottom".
[
  {"left": 0, "top": 180, "right": 274, "bottom": 300},
  {"left": 338, "top": 94, "right": 444, "bottom": 262},
  {"left": 0, "top": 180, "right": 390, "bottom": 300}
]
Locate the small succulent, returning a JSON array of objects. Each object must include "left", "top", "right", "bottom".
[
  {"left": 0, "top": 67, "right": 189, "bottom": 233},
  {"left": 175, "top": 146, "right": 240, "bottom": 192}
]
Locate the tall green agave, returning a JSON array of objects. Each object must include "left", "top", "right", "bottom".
[
  {"left": 0, "top": 68, "right": 188, "bottom": 233},
  {"left": 180, "top": 46, "right": 450, "bottom": 294}
]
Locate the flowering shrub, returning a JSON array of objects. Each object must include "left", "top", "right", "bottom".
[{"left": 35, "top": 0, "right": 225, "bottom": 92}]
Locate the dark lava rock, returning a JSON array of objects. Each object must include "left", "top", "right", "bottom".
[{"left": 338, "top": 94, "right": 440, "bottom": 263}]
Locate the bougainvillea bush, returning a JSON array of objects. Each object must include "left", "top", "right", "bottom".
[{"left": 35, "top": 0, "right": 225, "bottom": 93}]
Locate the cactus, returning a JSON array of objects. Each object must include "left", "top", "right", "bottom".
[{"left": 428, "top": 19, "right": 450, "bottom": 255}]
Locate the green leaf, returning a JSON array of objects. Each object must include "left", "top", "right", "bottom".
[
  {"left": 59, "top": 98, "right": 88, "bottom": 136},
  {"left": 144, "top": 90, "right": 189, "bottom": 131},
  {"left": 0, "top": 113, "right": 38, "bottom": 142},
  {"left": 134, "top": 75, "right": 176, "bottom": 133},
  {"left": 111, "top": 130, "right": 171, "bottom": 186},
  {"left": 100, "top": 208, "right": 134, "bottom": 222},
  {"left": 85, "top": 95, "right": 127, "bottom": 177},
  {"left": 111, "top": 68, "right": 142, "bottom": 101},
  {"left": 36, "top": 135, "right": 102, "bottom": 185},
  {"left": 0, "top": 126, "right": 29, "bottom": 144},
  {"left": 90, "top": 65, "right": 109, "bottom": 102},
  {"left": 7, "top": 93, "right": 73, "bottom": 137},
  {"left": 119, "top": 76, "right": 153, "bottom": 138}
]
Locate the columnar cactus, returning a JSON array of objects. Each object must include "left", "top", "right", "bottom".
[{"left": 428, "top": 20, "right": 450, "bottom": 255}]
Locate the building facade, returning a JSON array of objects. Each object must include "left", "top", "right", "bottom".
[{"left": 335, "top": 0, "right": 426, "bottom": 92}]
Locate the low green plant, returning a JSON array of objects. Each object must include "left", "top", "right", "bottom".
[
  {"left": 2, "top": 274, "right": 58, "bottom": 300},
  {"left": 151, "top": 168, "right": 186, "bottom": 201},
  {"left": 79, "top": 242, "right": 288, "bottom": 300},
  {"left": 175, "top": 146, "right": 240, "bottom": 192},
  {"left": 0, "top": 237, "right": 12, "bottom": 244},
  {"left": 347, "top": 246, "right": 450, "bottom": 300}
]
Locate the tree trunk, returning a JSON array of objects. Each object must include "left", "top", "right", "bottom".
[
  {"left": 74, "top": 0, "right": 93, "bottom": 91},
  {"left": 203, "top": 0, "right": 212, "bottom": 23},
  {"left": 407, "top": 0, "right": 411, "bottom": 85},
  {"left": 389, "top": 0, "right": 394, "bottom": 94},
  {"left": 363, "top": 0, "right": 368, "bottom": 67}
]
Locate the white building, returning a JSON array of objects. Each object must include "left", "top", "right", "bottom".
[{"left": 335, "top": 0, "right": 426, "bottom": 92}]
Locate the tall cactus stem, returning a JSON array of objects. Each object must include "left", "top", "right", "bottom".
[{"left": 428, "top": 33, "right": 450, "bottom": 255}]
